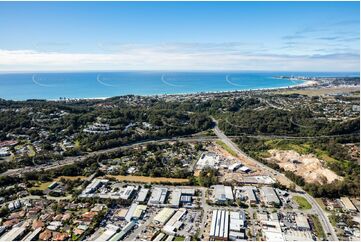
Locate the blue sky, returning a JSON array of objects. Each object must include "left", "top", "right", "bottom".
[{"left": 0, "top": 1, "right": 359, "bottom": 71}]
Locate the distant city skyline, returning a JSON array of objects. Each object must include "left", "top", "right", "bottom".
[{"left": 0, "top": 1, "right": 359, "bottom": 72}]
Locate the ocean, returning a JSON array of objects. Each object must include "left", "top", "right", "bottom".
[{"left": 0, "top": 71, "right": 358, "bottom": 100}]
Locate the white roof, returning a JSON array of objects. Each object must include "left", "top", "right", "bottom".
[
  {"left": 170, "top": 190, "right": 182, "bottom": 207},
  {"left": 163, "top": 208, "right": 187, "bottom": 234},
  {"left": 154, "top": 233, "right": 166, "bottom": 241},
  {"left": 214, "top": 185, "right": 234, "bottom": 201},
  {"left": 125, "top": 203, "right": 138, "bottom": 222},
  {"left": 229, "top": 163, "right": 242, "bottom": 171},
  {"left": 149, "top": 187, "right": 168, "bottom": 205},
  {"left": 95, "top": 225, "right": 119, "bottom": 241},
  {"left": 260, "top": 187, "right": 280, "bottom": 204},
  {"left": 240, "top": 166, "right": 251, "bottom": 172},
  {"left": 209, "top": 210, "right": 229, "bottom": 239},
  {"left": 295, "top": 215, "right": 310, "bottom": 230},
  {"left": 120, "top": 186, "right": 136, "bottom": 200},
  {"left": 230, "top": 210, "right": 246, "bottom": 231},
  {"left": 154, "top": 208, "right": 176, "bottom": 224},
  {"left": 1, "top": 226, "right": 26, "bottom": 241},
  {"left": 136, "top": 188, "right": 149, "bottom": 202},
  {"left": 22, "top": 227, "right": 42, "bottom": 241},
  {"left": 224, "top": 186, "right": 234, "bottom": 200}
]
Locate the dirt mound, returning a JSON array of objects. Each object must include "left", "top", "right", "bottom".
[{"left": 267, "top": 149, "right": 342, "bottom": 185}]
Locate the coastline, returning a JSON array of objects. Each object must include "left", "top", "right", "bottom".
[
  {"left": 34, "top": 79, "right": 313, "bottom": 102},
  {"left": 1, "top": 77, "right": 358, "bottom": 102},
  {"left": 47, "top": 79, "right": 326, "bottom": 102}
]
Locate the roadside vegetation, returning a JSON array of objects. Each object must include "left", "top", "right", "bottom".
[
  {"left": 310, "top": 215, "right": 326, "bottom": 239},
  {"left": 292, "top": 195, "right": 312, "bottom": 209},
  {"left": 216, "top": 140, "right": 237, "bottom": 157}
]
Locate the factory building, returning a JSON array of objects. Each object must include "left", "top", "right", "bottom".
[
  {"left": 0, "top": 225, "right": 27, "bottom": 241},
  {"left": 260, "top": 187, "right": 281, "bottom": 207},
  {"left": 209, "top": 210, "right": 230, "bottom": 241},
  {"left": 132, "top": 205, "right": 147, "bottom": 220},
  {"left": 170, "top": 189, "right": 195, "bottom": 208},
  {"left": 95, "top": 224, "right": 119, "bottom": 241},
  {"left": 154, "top": 208, "right": 176, "bottom": 225},
  {"left": 295, "top": 215, "right": 310, "bottom": 231},
  {"left": 125, "top": 203, "right": 147, "bottom": 222},
  {"left": 240, "top": 176, "right": 275, "bottom": 185},
  {"left": 110, "top": 221, "right": 136, "bottom": 241},
  {"left": 120, "top": 185, "right": 138, "bottom": 200},
  {"left": 136, "top": 188, "right": 149, "bottom": 203},
  {"left": 213, "top": 185, "right": 234, "bottom": 203},
  {"left": 239, "top": 166, "right": 251, "bottom": 173},
  {"left": 170, "top": 190, "right": 182, "bottom": 208},
  {"left": 229, "top": 210, "right": 246, "bottom": 241},
  {"left": 115, "top": 208, "right": 128, "bottom": 221},
  {"left": 163, "top": 208, "right": 187, "bottom": 235},
  {"left": 261, "top": 220, "right": 284, "bottom": 242},
  {"left": 125, "top": 203, "right": 138, "bottom": 222},
  {"left": 153, "top": 232, "right": 166, "bottom": 241},
  {"left": 245, "top": 186, "right": 258, "bottom": 205},
  {"left": 228, "top": 162, "right": 242, "bottom": 172},
  {"left": 22, "top": 227, "right": 42, "bottom": 241},
  {"left": 148, "top": 187, "right": 168, "bottom": 206},
  {"left": 82, "top": 178, "right": 108, "bottom": 196}
]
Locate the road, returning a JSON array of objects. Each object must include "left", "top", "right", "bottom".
[
  {"left": 1, "top": 136, "right": 217, "bottom": 177},
  {"left": 212, "top": 117, "right": 338, "bottom": 241}
]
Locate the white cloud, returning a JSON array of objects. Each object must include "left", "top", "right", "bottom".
[{"left": 0, "top": 43, "right": 359, "bottom": 72}]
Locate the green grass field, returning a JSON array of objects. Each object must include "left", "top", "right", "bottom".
[
  {"left": 293, "top": 196, "right": 312, "bottom": 209},
  {"left": 174, "top": 236, "right": 185, "bottom": 241},
  {"left": 216, "top": 140, "right": 238, "bottom": 157}
]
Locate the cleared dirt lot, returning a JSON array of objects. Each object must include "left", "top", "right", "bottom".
[{"left": 267, "top": 149, "right": 342, "bottom": 184}]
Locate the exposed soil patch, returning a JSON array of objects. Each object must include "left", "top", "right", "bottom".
[{"left": 267, "top": 149, "right": 342, "bottom": 184}]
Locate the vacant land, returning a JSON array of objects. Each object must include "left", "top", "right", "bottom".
[
  {"left": 267, "top": 149, "right": 342, "bottom": 184},
  {"left": 104, "top": 175, "right": 189, "bottom": 184},
  {"left": 293, "top": 195, "right": 312, "bottom": 209},
  {"left": 30, "top": 175, "right": 87, "bottom": 191}
]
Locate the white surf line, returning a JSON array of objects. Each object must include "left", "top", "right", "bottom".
[
  {"left": 161, "top": 74, "right": 185, "bottom": 87},
  {"left": 32, "top": 74, "right": 56, "bottom": 88},
  {"left": 225, "top": 75, "right": 247, "bottom": 87},
  {"left": 96, "top": 74, "right": 118, "bottom": 87}
]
